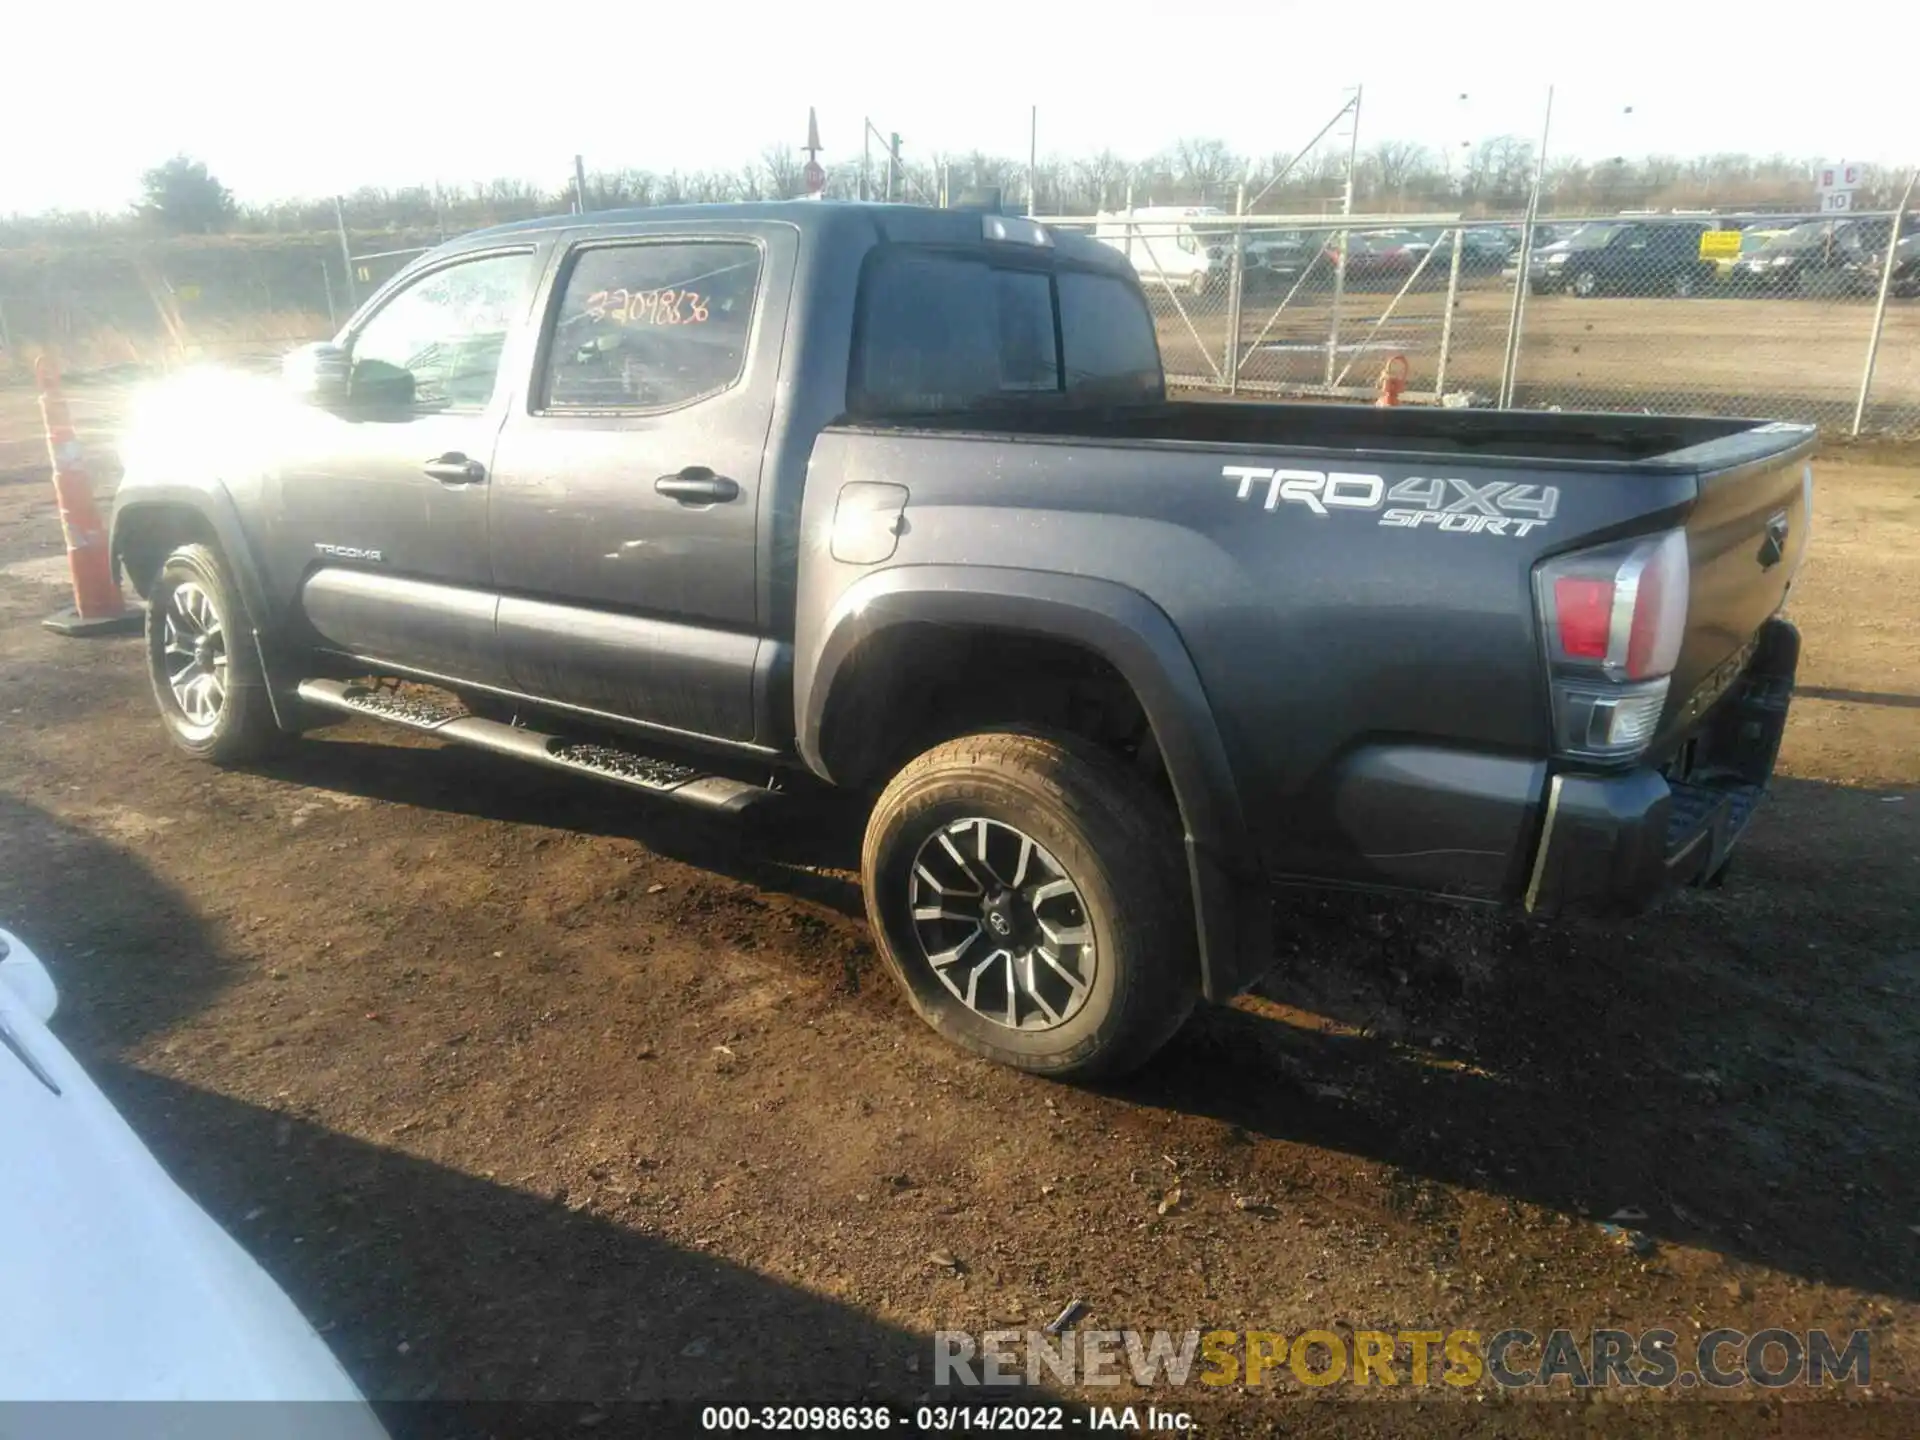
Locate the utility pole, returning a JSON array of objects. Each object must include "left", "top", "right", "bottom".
[
  {"left": 1028, "top": 105, "right": 1038, "bottom": 216},
  {"left": 573, "top": 154, "right": 590, "bottom": 214}
]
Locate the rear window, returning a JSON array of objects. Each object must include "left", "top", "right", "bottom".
[{"left": 849, "top": 250, "right": 1161, "bottom": 416}]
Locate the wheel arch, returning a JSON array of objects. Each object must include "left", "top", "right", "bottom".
[{"left": 800, "top": 565, "right": 1271, "bottom": 1000}]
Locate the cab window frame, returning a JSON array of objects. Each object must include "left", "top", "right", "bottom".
[{"left": 530, "top": 234, "right": 767, "bottom": 418}]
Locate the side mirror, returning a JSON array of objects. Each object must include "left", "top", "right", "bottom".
[
  {"left": 283, "top": 342, "right": 350, "bottom": 409},
  {"left": 347, "top": 358, "right": 416, "bottom": 409}
]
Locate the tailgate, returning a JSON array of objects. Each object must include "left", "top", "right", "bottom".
[{"left": 1664, "top": 424, "right": 1815, "bottom": 743}]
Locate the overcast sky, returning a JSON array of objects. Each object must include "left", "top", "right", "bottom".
[{"left": 5, "top": 0, "right": 1911, "bottom": 214}]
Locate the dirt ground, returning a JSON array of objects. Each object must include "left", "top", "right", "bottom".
[{"left": 1, "top": 386, "right": 1918, "bottom": 1437}]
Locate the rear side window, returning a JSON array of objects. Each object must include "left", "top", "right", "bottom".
[
  {"left": 1058, "top": 272, "right": 1162, "bottom": 404},
  {"left": 850, "top": 250, "right": 1161, "bottom": 416},
  {"left": 542, "top": 241, "right": 760, "bottom": 411}
]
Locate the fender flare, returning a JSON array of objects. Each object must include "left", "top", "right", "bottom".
[
  {"left": 110, "top": 483, "right": 273, "bottom": 627},
  {"left": 799, "top": 565, "right": 1271, "bottom": 1000},
  {"left": 110, "top": 485, "right": 296, "bottom": 726}
]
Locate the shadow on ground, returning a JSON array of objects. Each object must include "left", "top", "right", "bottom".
[
  {"left": 93, "top": 1061, "right": 942, "bottom": 1424},
  {"left": 245, "top": 733, "right": 869, "bottom": 918},
  {"left": 0, "top": 794, "right": 234, "bottom": 1052}
]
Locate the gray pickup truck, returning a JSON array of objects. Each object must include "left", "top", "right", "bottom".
[{"left": 109, "top": 201, "right": 1815, "bottom": 1077}]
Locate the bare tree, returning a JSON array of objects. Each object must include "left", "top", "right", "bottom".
[
  {"left": 761, "top": 145, "right": 805, "bottom": 200},
  {"left": 1363, "top": 139, "right": 1432, "bottom": 198},
  {"left": 1172, "top": 138, "right": 1240, "bottom": 203}
]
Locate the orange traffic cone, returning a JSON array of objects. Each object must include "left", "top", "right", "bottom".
[{"left": 37, "top": 355, "right": 142, "bottom": 637}]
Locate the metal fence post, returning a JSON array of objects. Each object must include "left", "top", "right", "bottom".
[
  {"left": 1324, "top": 85, "right": 1362, "bottom": 385},
  {"left": 1499, "top": 87, "right": 1554, "bottom": 409},
  {"left": 1225, "top": 179, "right": 1247, "bottom": 393},
  {"left": 1434, "top": 226, "right": 1464, "bottom": 398},
  {"left": 321, "top": 258, "right": 337, "bottom": 330},
  {"left": 1854, "top": 170, "right": 1918, "bottom": 437},
  {"left": 334, "top": 197, "right": 357, "bottom": 310}
]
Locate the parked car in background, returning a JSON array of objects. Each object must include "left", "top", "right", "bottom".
[
  {"left": 1846, "top": 231, "right": 1920, "bottom": 299},
  {"left": 1244, "top": 227, "right": 1318, "bottom": 280},
  {"left": 1743, "top": 216, "right": 1920, "bottom": 294},
  {"left": 0, "top": 927, "right": 387, "bottom": 1423},
  {"left": 1327, "top": 229, "right": 1432, "bottom": 287},
  {"left": 1094, "top": 206, "right": 1227, "bottom": 295},
  {"left": 1715, "top": 225, "right": 1793, "bottom": 286},
  {"left": 1416, "top": 226, "right": 1516, "bottom": 273},
  {"left": 1529, "top": 219, "right": 1715, "bottom": 297}
]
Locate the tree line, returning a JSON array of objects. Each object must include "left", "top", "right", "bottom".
[{"left": 4, "top": 143, "right": 1912, "bottom": 244}]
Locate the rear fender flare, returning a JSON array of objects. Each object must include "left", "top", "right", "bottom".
[{"left": 799, "top": 565, "right": 1269, "bottom": 999}]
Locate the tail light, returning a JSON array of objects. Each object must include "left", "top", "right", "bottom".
[{"left": 1534, "top": 529, "right": 1689, "bottom": 761}]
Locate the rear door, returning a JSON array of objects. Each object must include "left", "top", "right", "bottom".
[
  {"left": 268, "top": 247, "right": 541, "bottom": 685},
  {"left": 486, "top": 225, "right": 795, "bottom": 743}
]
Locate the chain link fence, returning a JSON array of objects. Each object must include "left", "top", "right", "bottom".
[{"left": 1044, "top": 208, "right": 1920, "bottom": 436}]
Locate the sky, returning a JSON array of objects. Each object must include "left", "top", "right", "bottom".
[{"left": 4, "top": 0, "right": 1913, "bottom": 216}]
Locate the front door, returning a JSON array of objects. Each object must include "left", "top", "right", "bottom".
[
  {"left": 265, "top": 246, "right": 541, "bottom": 686},
  {"left": 487, "top": 230, "right": 789, "bottom": 743}
]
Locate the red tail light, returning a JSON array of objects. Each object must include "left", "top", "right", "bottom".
[
  {"left": 1535, "top": 530, "right": 1691, "bottom": 760},
  {"left": 1552, "top": 578, "right": 1613, "bottom": 660}
]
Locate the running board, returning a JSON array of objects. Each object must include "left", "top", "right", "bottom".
[{"left": 294, "top": 679, "right": 777, "bottom": 815}]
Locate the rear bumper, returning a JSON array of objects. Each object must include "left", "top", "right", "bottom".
[
  {"left": 1523, "top": 617, "right": 1797, "bottom": 917},
  {"left": 1300, "top": 618, "right": 1798, "bottom": 918}
]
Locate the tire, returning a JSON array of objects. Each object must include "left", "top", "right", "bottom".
[
  {"left": 145, "top": 542, "right": 281, "bottom": 763},
  {"left": 1572, "top": 269, "right": 1599, "bottom": 298},
  {"left": 1673, "top": 270, "right": 1698, "bottom": 298},
  {"left": 861, "top": 730, "right": 1198, "bottom": 1079},
  {"left": 1187, "top": 271, "right": 1209, "bottom": 298}
]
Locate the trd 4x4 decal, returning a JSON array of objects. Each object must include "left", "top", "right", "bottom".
[{"left": 1222, "top": 466, "right": 1559, "bottom": 537}]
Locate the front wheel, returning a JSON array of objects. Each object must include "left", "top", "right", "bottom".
[
  {"left": 1673, "top": 269, "right": 1698, "bottom": 298},
  {"left": 145, "top": 542, "right": 281, "bottom": 763},
  {"left": 1572, "top": 268, "right": 1599, "bottom": 298},
  {"left": 861, "top": 731, "right": 1198, "bottom": 1079}
]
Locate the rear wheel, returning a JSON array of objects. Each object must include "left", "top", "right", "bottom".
[
  {"left": 1673, "top": 269, "right": 1698, "bottom": 298},
  {"left": 861, "top": 731, "right": 1197, "bottom": 1079},
  {"left": 1572, "top": 268, "right": 1599, "bottom": 298},
  {"left": 145, "top": 542, "right": 280, "bottom": 763}
]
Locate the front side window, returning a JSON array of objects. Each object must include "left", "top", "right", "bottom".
[
  {"left": 543, "top": 241, "right": 761, "bottom": 411},
  {"left": 350, "top": 251, "right": 533, "bottom": 411}
]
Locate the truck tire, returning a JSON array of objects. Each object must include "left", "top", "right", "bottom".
[
  {"left": 861, "top": 730, "right": 1197, "bottom": 1079},
  {"left": 144, "top": 542, "right": 280, "bottom": 763}
]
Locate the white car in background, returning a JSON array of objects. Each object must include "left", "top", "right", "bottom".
[
  {"left": 1093, "top": 205, "right": 1228, "bottom": 295},
  {"left": 0, "top": 926, "right": 387, "bottom": 1436}
]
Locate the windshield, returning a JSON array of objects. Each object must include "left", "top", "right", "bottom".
[
  {"left": 1764, "top": 220, "right": 1831, "bottom": 251},
  {"left": 1565, "top": 223, "right": 1627, "bottom": 250}
]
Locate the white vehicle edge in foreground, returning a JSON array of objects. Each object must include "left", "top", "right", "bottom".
[{"left": 0, "top": 925, "right": 386, "bottom": 1428}]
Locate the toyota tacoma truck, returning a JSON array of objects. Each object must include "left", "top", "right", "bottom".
[{"left": 109, "top": 201, "right": 1815, "bottom": 1078}]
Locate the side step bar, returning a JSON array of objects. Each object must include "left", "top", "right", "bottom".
[{"left": 294, "top": 679, "right": 777, "bottom": 815}]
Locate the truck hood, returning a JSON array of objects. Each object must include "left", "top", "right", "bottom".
[{"left": 0, "top": 928, "right": 385, "bottom": 1424}]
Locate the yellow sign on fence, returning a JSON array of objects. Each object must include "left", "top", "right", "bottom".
[{"left": 1699, "top": 230, "right": 1743, "bottom": 260}]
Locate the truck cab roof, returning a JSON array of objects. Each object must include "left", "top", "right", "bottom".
[{"left": 449, "top": 200, "right": 1135, "bottom": 277}]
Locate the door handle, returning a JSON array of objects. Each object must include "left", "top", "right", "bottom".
[
  {"left": 424, "top": 453, "right": 486, "bottom": 485},
  {"left": 655, "top": 467, "right": 740, "bottom": 504}
]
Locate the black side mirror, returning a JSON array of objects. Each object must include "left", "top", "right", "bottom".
[{"left": 347, "top": 358, "right": 416, "bottom": 409}]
